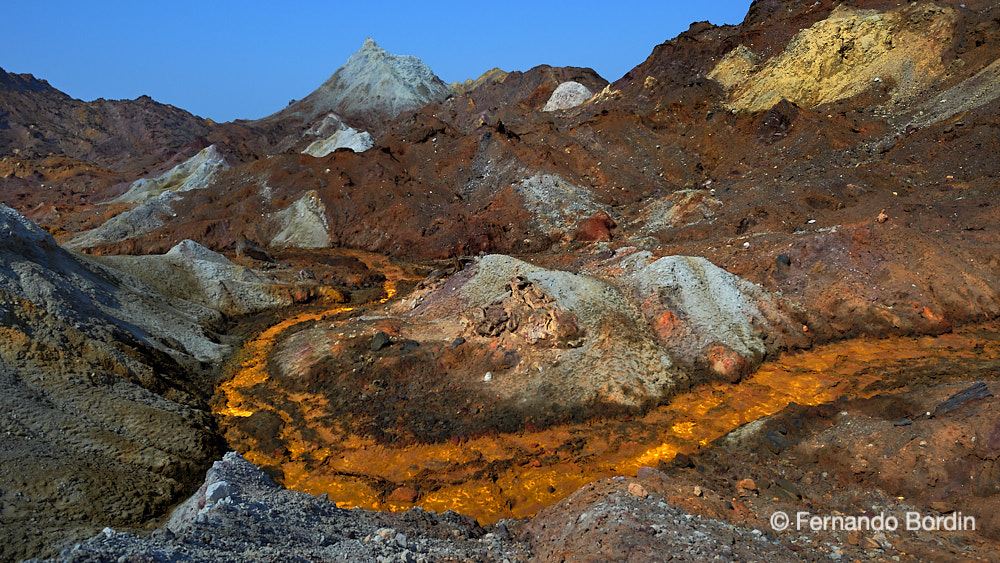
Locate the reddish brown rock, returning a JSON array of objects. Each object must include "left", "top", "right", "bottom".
[
  {"left": 573, "top": 212, "right": 615, "bottom": 242},
  {"left": 388, "top": 486, "right": 420, "bottom": 503}
]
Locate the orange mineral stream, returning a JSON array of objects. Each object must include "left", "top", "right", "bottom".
[{"left": 214, "top": 281, "right": 1000, "bottom": 524}]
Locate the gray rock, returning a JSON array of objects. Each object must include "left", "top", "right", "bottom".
[
  {"left": 542, "top": 81, "right": 594, "bottom": 111},
  {"left": 371, "top": 331, "right": 391, "bottom": 351},
  {"left": 205, "top": 481, "right": 233, "bottom": 504}
]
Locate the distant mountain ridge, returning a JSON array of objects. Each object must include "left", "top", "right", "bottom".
[{"left": 0, "top": 66, "right": 212, "bottom": 172}]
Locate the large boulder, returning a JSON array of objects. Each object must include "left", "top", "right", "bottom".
[{"left": 542, "top": 81, "right": 593, "bottom": 111}]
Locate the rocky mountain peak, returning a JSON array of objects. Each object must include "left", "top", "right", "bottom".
[{"left": 267, "top": 38, "right": 450, "bottom": 128}]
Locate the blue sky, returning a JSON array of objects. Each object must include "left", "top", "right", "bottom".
[{"left": 2, "top": 1, "right": 752, "bottom": 122}]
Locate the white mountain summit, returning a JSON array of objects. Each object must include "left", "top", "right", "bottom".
[{"left": 271, "top": 38, "right": 450, "bottom": 126}]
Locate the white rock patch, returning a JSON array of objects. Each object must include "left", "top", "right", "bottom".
[{"left": 543, "top": 81, "right": 593, "bottom": 111}]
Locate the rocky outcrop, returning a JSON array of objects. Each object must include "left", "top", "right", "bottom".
[
  {"left": 513, "top": 173, "right": 612, "bottom": 238},
  {"left": 93, "top": 239, "right": 299, "bottom": 317},
  {"left": 0, "top": 205, "right": 227, "bottom": 560},
  {"left": 709, "top": 3, "right": 957, "bottom": 113},
  {"left": 614, "top": 252, "right": 817, "bottom": 382},
  {"left": 115, "top": 145, "right": 228, "bottom": 204},
  {"left": 267, "top": 190, "right": 332, "bottom": 249},
  {"left": 542, "top": 81, "right": 593, "bottom": 111},
  {"left": 67, "top": 146, "right": 230, "bottom": 249},
  {"left": 449, "top": 67, "right": 509, "bottom": 95},
  {"left": 301, "top": 113, "right": 374, "bottom": 156},
  {"left": 46, "top": 452, "right": 528, "bottom": 562}
]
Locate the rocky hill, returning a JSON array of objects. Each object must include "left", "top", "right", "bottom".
[
  {"left": 263, "top": 38, "right": 451, "bottom": 132},
  {"left": 0, "top": 67, "right": 213, "bottom": 172}
]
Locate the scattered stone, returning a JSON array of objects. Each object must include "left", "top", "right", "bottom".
[
  {"left": 205, "top": 481, "right": 233, "bottom": 504},
  {"left": 628, "top": 483, "right": 648, "bottom": 498},
  {"left": 772, "top": 478, "right": 801, "bottom": 500},
  {"left": 573, "top": 212, "right": 615, "bottom": 242},
  {"left": 371, "top": 331, "right": 391, "bottom": 351},
  {"left": 693, "top": 485, "right": 704, "bottom": 497},
  {"left": 736, "top": 478, "right": 757, "bottom": 495},
  {"left": 235, "top": 235, "right": 274, "bottom": 262},
  {"left": 483, "top": 372, "right": 493, "bottom": 382},
  {"left": 637, "top": 466, "right": 667, "bottom": 480},
  {"left": 388, "top": 487, "right": 420, "bottom": 503},
  {"left": 872, "top": 532, "right": 891, "bottom": 549},
  {"left": 930, "top": 501, "right": 952, "bottom": 513},
  {"left": 764, "top": 430, "right": 792, "bottom": 454},
  {"left": 672, "top": 453, "right": 695, "bottom": 468}
]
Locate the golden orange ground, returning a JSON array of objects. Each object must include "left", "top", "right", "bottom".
[{"left": 214, "top": 274, "right": 1000, "bottom": 524}]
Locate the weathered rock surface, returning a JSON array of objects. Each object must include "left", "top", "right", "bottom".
[
  {"left": 66, "top": 146, "right": 229, "bottom": 250},
  {"left": 709, "top": 3, "right": 957, "bottom": 113},
  {"left": 267, "top": 38, "right": 450, "bottom": 130},
  {"left": 541, "top": 80, "right": 593, "bottom": 111},
  {"left": 114, "top": 144, "right": 229, "bottom": 204},
  {"left": 267, "top": 189, "right": 333, "bottom": 249},
  {"left": 92, "top": 239, "right": 302, "bottom": 317},
  {"left": 301, "top": 113, "right": 374, "bottom": 156},
  {"left": 0, "top": 205, "right": 227, "bottom": 560},
  {"left": 38, "top": 452, "right": 530, "bottom": 562}
]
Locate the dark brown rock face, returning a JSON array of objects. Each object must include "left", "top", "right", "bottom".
[{"left": 0, "top": 67, "right": 213, "bottom": 172}]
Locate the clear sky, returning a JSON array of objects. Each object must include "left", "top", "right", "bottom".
[{"left": 2, "top": 1, "right": 753, "bottom": 122}]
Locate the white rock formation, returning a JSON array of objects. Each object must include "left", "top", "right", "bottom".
[
  {"left": 301, "top": 113, "right": 374, "bottom": 156},
  {"left": 69, "top": 145, "right": 228, "bottom": 249},
  {"left": 542, "top": 81, "right": 593, "bottom": 111},
  {"left": 268, "top": 190, "right": 332, "bottom": 249},
  {"left": 272, "top": 38, "right": 450, "bottom": 123},
  {"left": 116, "top": 145, "right": 228, "bottom": 204}
]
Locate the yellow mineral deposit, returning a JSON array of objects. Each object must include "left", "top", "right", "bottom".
[{"left": 215, "top": 260, "right": 1000, "bottom": 524}]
